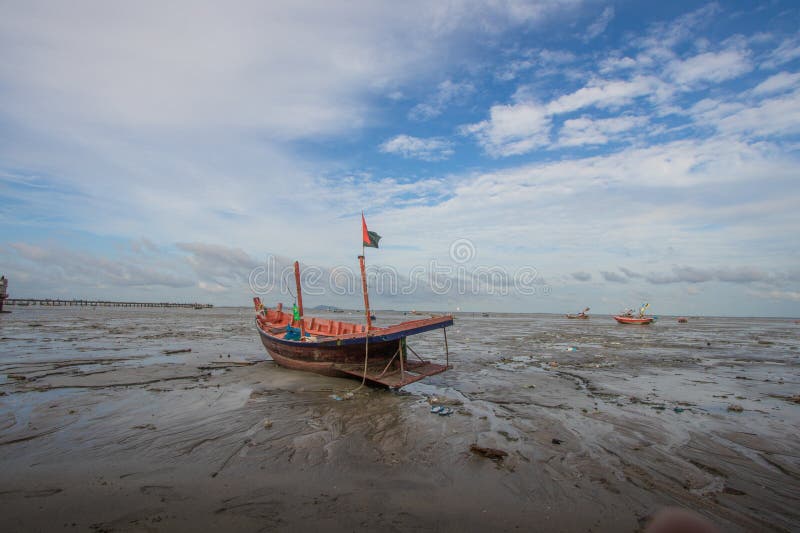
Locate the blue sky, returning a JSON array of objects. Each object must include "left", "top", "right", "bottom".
[{"left": 1, "top": 1, "right": 799, "bottom": 316}]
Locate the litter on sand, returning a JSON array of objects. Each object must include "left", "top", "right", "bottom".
[
  {"left": 469, "top": 444, "right": 508, "bottom": 460},
  {"left": 163, "top": 348, "right": 192, "bottom": 355}
]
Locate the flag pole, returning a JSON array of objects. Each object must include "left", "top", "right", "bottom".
[
  {"left": 360, "top": 213, "right": 372, "bottom": 331},
  {"left": 359, "top": 251, "right": 371, "bottom": 331}
]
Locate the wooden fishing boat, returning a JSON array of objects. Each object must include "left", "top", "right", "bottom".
[
  {"left": 253, "top": 256, "right": 452, "bottom": 389},
  {"left": 255, "top": 298, "right": 452, "bottom": 388},
  {"left": 613, "top": 315, "right": 654, "bottom": 325}
]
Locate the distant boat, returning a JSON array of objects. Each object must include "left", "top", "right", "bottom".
[
  {"left": 677, "top": 317, "right": 688, "bottom": 323},
  {"left": 481, "top": 312, "right": 490, "bottom": 317},
  {"left": 566, "top": 307, "right": 590, "bottom": 319},
  {"left": 614, "top": 315, "right": 654, "bottom": 325},
  {"left": 615, "top": 304, "right": 653, "bottom": 324}
]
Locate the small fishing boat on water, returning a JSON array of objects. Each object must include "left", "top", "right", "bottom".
[
  {"left": 614, "top": 303, "right": 654, "bottom": 325},
  {"left": 566, "top": 307, "right": 590, "bottom": 319},
  {"left": 253, "top": 215, "right": 453, "bottom": 389},
  {"left": 613, "top": 315, "right": 654, "bottom": 325}
]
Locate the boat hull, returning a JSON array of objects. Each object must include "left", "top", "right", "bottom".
[
  {"left": 613, "top": 316, "right": 654, "bottom": 325},
  {"left": 254, "top": 306, "right": 453, "bottom": 387},
  {"left": 258, "top": 329, "right": 401, "bottom": 377},
  {"left": 565, "top": 314, "right": 589, "bottom": 319}
]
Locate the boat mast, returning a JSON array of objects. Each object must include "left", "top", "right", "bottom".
[
  {"left": 359, "top": 251, "right": 372, "bottom": 331},
  {"left": 294, "top": 261, "right": 306, "bottom": 337}
]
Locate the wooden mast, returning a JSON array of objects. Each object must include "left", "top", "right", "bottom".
[
  {"left": 293, "top": 261, "right": 305, "bottom": 337},
  {"left": 359, "top": 254, "right": 372, "bottom": 330}
]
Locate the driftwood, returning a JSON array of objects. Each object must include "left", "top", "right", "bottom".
[
  {"left": 469, "top": 444, "right": 508, "bottom": 460},
  {"left": 163, "top": 348, "right": 192, "bottom": 355}
]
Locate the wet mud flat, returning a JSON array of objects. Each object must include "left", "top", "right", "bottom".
[{"left": 1, "top": 308, "right": 799, "bottom": 531}]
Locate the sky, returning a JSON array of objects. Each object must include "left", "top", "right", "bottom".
[{"left": 1, "top": 0, "right": 799, "bottom": 316}]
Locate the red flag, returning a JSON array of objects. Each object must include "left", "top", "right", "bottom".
[
  {"left": 361, "top": 213, "right": 381, "bottom": 248},
  {"left": 361, "top": 213, "right": 369, "bottom": 245}
]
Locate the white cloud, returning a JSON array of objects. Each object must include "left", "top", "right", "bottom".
[
  {"left": 198, "top": 281, "right": 228, "bottom": 293},
  {"left": 668, "top": 49, "right": 752, "bottom": 86},
  {"left": 546, "top": 76, "right": 658, "bottom": 114},
  {"left": 461, "top": 102, "right": 551, "bottom": 156},
  {"left": 539, "top": 49, "right": 578, "bottom": 64},
  {"left": 8, "top": 242, "right": 194, "bottom": 290},
  {"left": 464, "top": 75, "right": 658, "bottom": 155},
  {"left": 752, "top": 71, "right": 800, "bottom": 96},
  {"left": 687, "top": 97, "right": 745, "bottom": 124},
  {"left": 409, "top": 80, "right": 475, "bottom": 121},
  {"left": 177, "top": 242, "right": 258, "bottom": 273},
  {"left": 315, "top": 173, "right": 452, "bottom": 213},
  {"left": 495, "top": 49, "right": 576, "bottom": 81},
  {"left": 9, "top": 242, "right": 49, "bottom": 261},
  {"left": 598, "top": 56, "right": 637, "bottom": 74},
  {"left": 747, "top": 289, "right": 800, "bottom": 302},
  {"left": 379, "top": 134, "right": 455, "bottom": 161},
  {"left": 558, "top": 115, "right": 648, "bottom": 147},
  {"left": 585, "top": 6, "right": 614, "bottom": 41},
  {"left": 0, "top": 1, "right": 583, "bottom": 141},
  {"left": 638, "top": 3, "right": 722, "bottom": 51},
  {"left": 711, "top": 90, "right": 800, "bottom": 137},
  {"left": 761, "top": 37, "right": 800, "bottom": 70}
]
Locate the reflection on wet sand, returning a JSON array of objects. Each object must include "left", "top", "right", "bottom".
[{"left": 1, "top": 307, "right": 798, "bottom": 531}]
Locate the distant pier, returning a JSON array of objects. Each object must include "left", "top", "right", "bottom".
[{"left": 4, "top": 299, "right": 213, "bottom": 309}]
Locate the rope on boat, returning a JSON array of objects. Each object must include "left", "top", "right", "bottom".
[
  {"left": 347, "top": 328, "right": 370, "bottom": 395},
  {"left": 345, "top": 323, "right": 449, "bottom": 395}
]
